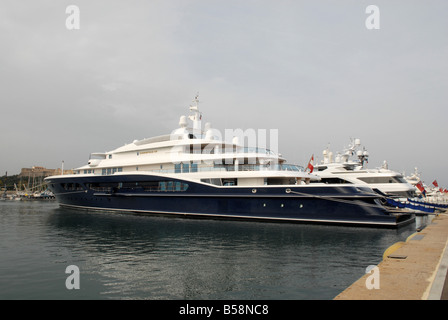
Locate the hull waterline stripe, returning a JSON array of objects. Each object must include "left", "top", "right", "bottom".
[
  {"left": 96, "top": 192, "right": 380, "bottom": 199},
  {"left": 58, "top": 203, "right": 403, "bottom": 227}
]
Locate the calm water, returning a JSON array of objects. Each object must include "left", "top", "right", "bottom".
[{"left": 0, "top": 200, "right": 423, "bottom": 300}]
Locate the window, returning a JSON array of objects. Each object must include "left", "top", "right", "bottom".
[
  {"left": 358, "top": 177, "right": 403, "bottom": 184},
  {"left": 394, "top": 176, "right": 407, "bottom": 183},
  {"left": 175, "top": 163, "right": 181, "bottom": 173},
  {"left": 158, "top": 181, "right": 188, "bottom": 191},
  {"left": 89, "top": 182, "right": 116, "bottom": 192},
  {"left": 61, "top": 183, "right": 84, "bottom": 191},
  {"left": 87, "top": 180, "right": 189, "bottom": 192},
  {"left": 202, "top": 178, "right": 226, "bottom": 186},
  {"left": 321, "top": 178, "right": 351, "bottom": 184},
  {"left": 222, "top": 179, "right": 235, "bottom": 186},
  {"left": 101, "top": 167, "right": 123, "bottom": 175}
]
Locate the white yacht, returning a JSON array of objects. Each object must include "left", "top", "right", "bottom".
[
  {"left": 405, "top": 168, "right": 448, "bottom": 210},
  {"left": 45, "top": 97, "right": 414, "bottom": 227},
  {"left": 313, "top": 139, "right": 417, "bottom": 199},
  {"left": 404, "top": 167, "right": 422, "bottom": 189}
]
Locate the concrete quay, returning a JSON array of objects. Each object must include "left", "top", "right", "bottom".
[{"left": 334, "top": 213, "right": 448, "bottom": 300}]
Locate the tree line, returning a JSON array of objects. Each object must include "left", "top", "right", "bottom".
[{"left": 0, "top": 173, "right": 45, "bottom": 191}]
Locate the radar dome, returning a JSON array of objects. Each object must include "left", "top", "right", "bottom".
[{"left": 179, "top": 115, "right": 187, "bottom": 128}]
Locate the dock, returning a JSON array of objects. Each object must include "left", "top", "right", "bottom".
[{"left": 334, "top": 213, "right": 448, "bottom": 300}]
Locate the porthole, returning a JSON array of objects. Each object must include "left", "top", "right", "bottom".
[{"left": 252, "top": 189, "right": 257, "bottom": 193}]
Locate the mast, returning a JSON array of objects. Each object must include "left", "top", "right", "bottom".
[
  {"left": 188, "top": 93, "right": 202, "bottom": 134},
  {"left": 2, "top": 171, "right": 6, "bottom": 199}
]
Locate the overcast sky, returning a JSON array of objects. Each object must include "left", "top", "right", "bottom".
[{"left": 1, "top": 0, "right": 447, "bottom": 187}]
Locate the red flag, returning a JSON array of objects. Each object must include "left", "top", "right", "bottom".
[
  {"left": 433, "top": 180, "right": 439, "bottom": 187},
  {"left": 307, "top": 155, "right": 314, "bottom": 173},
  {"left": 416, "top": 181, "right": 426, "bottom": 197}
]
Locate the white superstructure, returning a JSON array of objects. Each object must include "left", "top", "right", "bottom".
[
  {"left": 71, "top": 95, "right": 318, "bottom": 187},
  {"left": 313, "top": 138, "right": 417, "bottom": 199}
]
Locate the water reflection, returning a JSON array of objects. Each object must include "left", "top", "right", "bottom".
[{"left": 46, "top": 206, "right": 419, "bottom": 299}]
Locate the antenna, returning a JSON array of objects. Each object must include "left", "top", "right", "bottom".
[
  {"left": 188, "top": 93, "right": 202, "bottom": 133},
  {"left": 190, "top": 93, "right": 200, "bottom": 110}
]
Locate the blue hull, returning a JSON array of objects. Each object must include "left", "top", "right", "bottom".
[{"left": 45, "top": 174, "right": 414, "bottom": 228}]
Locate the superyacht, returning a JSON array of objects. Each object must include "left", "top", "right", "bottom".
[{"left": 45, "top": 97, "right": 413, "bottom": 227}]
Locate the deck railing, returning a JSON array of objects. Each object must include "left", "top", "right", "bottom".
[
  {"left": 77, "top": 163, "right": 304, "bottom": 176},
  {"left": 154, "top": 163, "right": 304, "bottom": 174}
]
